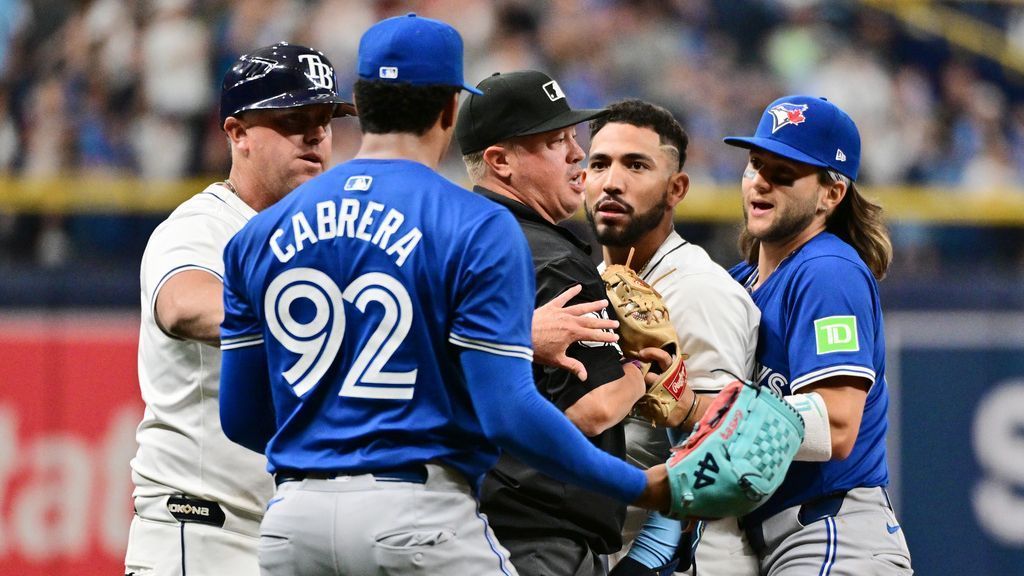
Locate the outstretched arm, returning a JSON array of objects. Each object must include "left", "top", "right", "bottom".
[
  {"left": 461, "top": 348, "right": 668, "bottom": 510},
  {"left": 220, "top": 345, "right": 276, "bottom": 454}
]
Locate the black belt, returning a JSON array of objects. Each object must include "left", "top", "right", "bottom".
[
  {"left": 274, "top": 465, "right": 428, "bottom": 487},
  {"left": 744, "top": 491, "right": 848, "bottom": 554}
]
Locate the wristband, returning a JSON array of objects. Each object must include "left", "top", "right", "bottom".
[{"left": 680, "top": 393, "right": 699, "bottom": 428}]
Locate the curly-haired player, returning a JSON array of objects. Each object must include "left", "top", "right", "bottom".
[{"left": 725, "top": 95, "right": 913, "bottom": 574}]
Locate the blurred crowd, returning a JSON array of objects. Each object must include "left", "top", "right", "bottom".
[{"left": 1, "top": 0, "right": 1023, "bottom": 278}]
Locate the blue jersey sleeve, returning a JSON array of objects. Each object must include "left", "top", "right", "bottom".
[
  {"left": 219, "top": 230, "right": 277, "bottom": 454},
  {"left": 785, "top": 256, "right": 879, "bottom": 391},
  {"left": 448, "top": 209, "right": 535, "bottom": 361},
  {"left": 461, "top": 349, "right": 647, "bottom": 503},
  {"left": 220, "top": 232, "right": 264, "bottom": 350},
  {"left": 625, "top": 512, "right": 685, "bottom": 569},
  {"left": 220, "top": 345, "right": 276, "bottom": 454}
]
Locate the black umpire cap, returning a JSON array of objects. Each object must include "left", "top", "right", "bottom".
[
  {"left": 456, "top": 70, "right": 606, "bottom": 155},
  {"left": 219, "top": 42, "right": 356, "bottom": 127}
]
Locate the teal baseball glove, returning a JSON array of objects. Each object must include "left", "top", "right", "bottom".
[{"left": 664, "top": 379, "right": 805, "bottom": 520}]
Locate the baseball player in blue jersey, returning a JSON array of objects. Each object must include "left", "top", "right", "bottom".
[
  {"left": 125, "top": 42, "right": 354, "bottom": 576},
  {"left": 217, "top": 14, "right": 670, "bottom": 576},
  {"left": 723, "top": 96, "right": 913, "bottom": 574}
]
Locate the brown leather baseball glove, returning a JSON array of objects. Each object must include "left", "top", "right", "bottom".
[{"left": 602, "top": 250, "right": 688, "bottom": 426}]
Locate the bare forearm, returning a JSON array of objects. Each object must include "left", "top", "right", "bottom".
[
  {"left": 565, "top": 364, "right": 645, "bottom": 436},
  {"left": 167, "top": 306, "right": 223, "bottom": 344},
  {"left": 803, "top": 377, "right": 869, "bottom": 459},
  {"left": 668, "top": 389, "right": 712, "bottom": 430},
  {"left": 155, "top": 270, "right": 225, "bottom": 346}
]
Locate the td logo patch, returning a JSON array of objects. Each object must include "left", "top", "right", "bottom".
[{"left": 814, "top": 316, "right": 859, "bottom": 354}]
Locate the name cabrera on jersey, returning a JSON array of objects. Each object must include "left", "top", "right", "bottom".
[
  {"left": 221, "top": 159, "right": 535, "bottom": 484},
  {"left": 729, "top": 232, "right": 889, "bottom": 521},
  {"left": 266, "top": 187, "right": 423, "bottom": 268}
]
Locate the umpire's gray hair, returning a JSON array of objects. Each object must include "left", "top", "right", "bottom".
[{"left": 462, "top": 151, "right": 487, "bottom": 183}]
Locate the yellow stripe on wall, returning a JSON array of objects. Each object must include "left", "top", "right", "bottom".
[{"left": 2, "top": 177, "right": 1024, "bottom": 225}]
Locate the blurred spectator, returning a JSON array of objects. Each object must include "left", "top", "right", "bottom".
[
  {"left": 81, "top": 0, "right": 138, "bottom": 97},
  {"left": 466, "top": 1, "right": 542, "bottom": 83},
  {"left": 134, "top": 0, "right": 211, "bottom": 179},
  {"left": 0, "top": 0, "right": 31, "bottom": 77},
  {"left": 0, "top": 0, "right": 1022, "bottom": 275},
  {"left": 306, "top": 0, "right": 376, "bottom": 89},
  {"left": 765, "top": 5, "right": 829, "bottom": 90},
  {"left": 0, "top": 86, "right": 17, "bottom": 171}
]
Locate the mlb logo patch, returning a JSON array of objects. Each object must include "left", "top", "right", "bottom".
[
  {"left": 542, "top": 80, "right": 565, "bottom": 102},
  {"left": 768, "top": 102, "right": 809, "bottom": 133},
  {"left": 379, "top": 66, "right": 398, "bottom": 79},
  {"left": 344, "top": 176, "right": 373, "bottom": 191}
]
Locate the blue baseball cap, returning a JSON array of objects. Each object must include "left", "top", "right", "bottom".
[
  {"left": 724, "top": 95, "right": 861, "bottom": 181},
  {"left": 357, "top": 13, "right": 482, "bottom": 95}
]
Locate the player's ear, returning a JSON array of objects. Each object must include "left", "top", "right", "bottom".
[
  {"left": 819, "top": 176, "right": 846, "bottom": 214},
  {"left": 223, "top": 116, "right": 249, "bottom": 152},
  {"left": 482, "top": 144, "right": 512, "bottom": 179},
  {"left": 438, "top": 92, "right": 459, "bottom": 131},
  {"left": 666, "top": 170, "right": 689, "bottom": 209}
]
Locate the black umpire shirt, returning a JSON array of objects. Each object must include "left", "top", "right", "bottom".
[{"left": 474, "top": 185, "right": 628, "bottom": 554}]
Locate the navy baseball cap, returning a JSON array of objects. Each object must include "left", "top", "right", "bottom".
[
  {"left": 220, "top": 42, "right": 355, "bottom": 127},
  {"left": 357, "top": 13, "right": 482, "bottom": 95},
  {"left": 456, "top": 70, "right": 607, "bottom": 155},
  {"left": 724, "top": 95, "right": 861, "bottom": 181}
]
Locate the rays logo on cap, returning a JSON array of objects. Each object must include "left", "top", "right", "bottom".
[
  {"left": 298, "top": 54, "right": 334, "bottom": 89},
  {"left": 767, "top": 102, "right": 808, "bottom": 133}
]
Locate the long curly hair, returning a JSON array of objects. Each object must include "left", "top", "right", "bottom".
[{"left": 739, "top": 170, "right": 893, "bottom": 281}]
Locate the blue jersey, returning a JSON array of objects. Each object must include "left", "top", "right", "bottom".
[
  {"left": 221, "top": 159, "right": 535, "bottom": 485},
  {"left": 730, "top": 232, "right": 889, "bottom": 522}
]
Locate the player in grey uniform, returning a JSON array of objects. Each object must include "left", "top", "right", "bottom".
[
  {"left": 584, "top": 100, "right": 761, "bottom": 575},
  {"left": 125, "top": 43, "right": 354, "bottom": 576}
]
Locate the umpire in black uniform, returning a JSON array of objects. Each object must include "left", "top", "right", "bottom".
[{"left": 458, "top": 70, "right": 652, "bottom": 576}]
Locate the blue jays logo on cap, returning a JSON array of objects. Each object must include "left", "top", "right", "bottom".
[
  {"left": 768, "top": 102, "right": 808, "bottom": 133},
  {"left": 723, "top": 95, "right": 862, "bottom": 181}
]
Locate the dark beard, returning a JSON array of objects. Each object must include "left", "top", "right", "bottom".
[
  {"left": 586, "top": 193, "right": 669, "bottom": 247},
  {"left": 744, "top": 201, "right": 817, "bottom": 244}
]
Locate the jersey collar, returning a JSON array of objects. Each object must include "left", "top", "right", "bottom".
[
  {"left": 472, "top": 185, "right": 592, "bottom": 254},
  {"left": 208, "top": 182, "right": 258, "bottom": 221}
]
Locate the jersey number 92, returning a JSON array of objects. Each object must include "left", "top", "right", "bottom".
[{"left": 264, "top": 267, "right": 417, "bottom": 400}]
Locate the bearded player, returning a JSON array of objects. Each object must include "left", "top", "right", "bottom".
[{"left": 584, "top": 99, "right": 761, "bottom": 576}]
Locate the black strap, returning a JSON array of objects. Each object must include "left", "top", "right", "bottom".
[
  {"left": 275, "top": 465, "right": 428, "bottom": 486},
  {"left": 797, "top": 491, "right": 848, "bottom": 525},
  {"left": 640, "top": 241, "right": 689, "bottom": 283}
]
